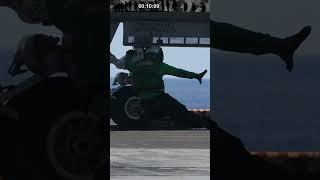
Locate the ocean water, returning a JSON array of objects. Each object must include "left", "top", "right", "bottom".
[{"left": 110, "top": 77, "right": 210, "bottom": 109}]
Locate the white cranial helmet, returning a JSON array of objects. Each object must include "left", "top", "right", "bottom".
[
  {"left": 129, "top": 46, "right": 145, "bottom": 65},
  {"left": 133, "top": 47, "right": 144, "bottom": 59}
]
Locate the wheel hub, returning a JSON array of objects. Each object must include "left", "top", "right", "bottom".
[
  {"left": 47, "top": 112, "right": 104, "bottom": 180},
  {"left": 124, "top": 96, "right": 144, "bottom": 120}
]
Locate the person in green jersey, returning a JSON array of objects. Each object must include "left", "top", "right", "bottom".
[{"left": 111, "top": 46, "right": 208, "bottom": 128}]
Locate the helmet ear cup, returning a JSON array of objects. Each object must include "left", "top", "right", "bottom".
[{"left": 145, "top": 46, "right": 164, "bottom": 62}]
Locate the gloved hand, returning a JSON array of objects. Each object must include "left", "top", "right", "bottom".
[
  {"left": 110, "top": 53, "right": 118, "bottom": 64},
  {"left": 196, "top": 70, "right": 207, "bottom": 84}
]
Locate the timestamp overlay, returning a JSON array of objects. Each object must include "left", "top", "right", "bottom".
[{"left": 138, "top": 3, "right": 160, "bottom": 10}]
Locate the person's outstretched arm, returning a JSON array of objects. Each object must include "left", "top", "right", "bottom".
[
  {"left": 110, "top": 53, "right": 128, "bottom": 70},
  {"left": 161, "top": 63, "right": 207, "bottom": 84}
]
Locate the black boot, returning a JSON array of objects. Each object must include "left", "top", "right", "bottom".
[{"left": 276, "top": 26, "right": 312, "bottom": 72}]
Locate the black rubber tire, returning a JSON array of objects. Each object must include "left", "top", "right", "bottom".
[
  {"left": 110, "top": 86, "right": 148, "bottom": 129},
  {"left": 6, "top": 77, "right": 103, "bottom": 180}
]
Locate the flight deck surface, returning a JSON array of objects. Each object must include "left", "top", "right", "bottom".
[{"left": 110, "top": 129, "right": 210, "bottom": 180}]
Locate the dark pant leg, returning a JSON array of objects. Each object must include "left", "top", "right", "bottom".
[
  {"left": 140, "top": 96, "right": 163, "bottom": 117},
  {"left": 168, "top": 94, "right": 212, "bottom": 128},
  {"left": 141, "top": 93, "right": 208, "bottom": 128},
  {"left": 160, "top": 93, "right": 206, "bottom": 127},
  {"left": 211, "top": 120, "right": 289, "bottom": 179},
  {"left": 211, "top": 21, "right": 282, "bottom": 55}
]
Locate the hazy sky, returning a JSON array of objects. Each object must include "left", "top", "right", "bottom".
[
  {"left": 211, "top": 0, "right": 319, "bottom": 55},
  {"left": 110, "top": 23, "right": 210, "bottom": 79},
  {"left": 0, "top": 8, "right": 62, "bottom": 51},
  {"left": 0, "top": 7, "right": 61, "bottom": 84}
]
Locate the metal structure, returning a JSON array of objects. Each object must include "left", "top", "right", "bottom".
[{"left": 110, "top": 12, "right": 210, "bottom": 47}]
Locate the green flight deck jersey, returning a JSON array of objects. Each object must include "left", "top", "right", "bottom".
[{"left": 124, "top": 48, "right": 199, "bottom": 100}]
